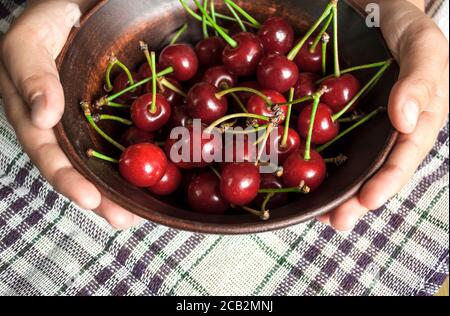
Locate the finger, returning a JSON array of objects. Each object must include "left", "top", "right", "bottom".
[
  {"left": 93, "top": 196, "right": 141, "bottom": 230},
  {"left": 388, "top": 17, "right": 449, "bottom": 134},
  {"left": 317, "top": 213, "right": 331, "bottom": 225},
  {"left": 329, "top": 197, "right": 368, "bottom": 232}
]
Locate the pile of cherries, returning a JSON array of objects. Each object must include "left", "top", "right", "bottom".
[{"left": 84, "top": 0, "right": 391, "bottom": 220}]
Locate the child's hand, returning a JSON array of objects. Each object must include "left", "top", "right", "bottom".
[
  {"left": 319, "top": 0, "right": 449, "bottom": 230},
  {"left": 0, "top": 0, "right": 141, "bottom": 230}
]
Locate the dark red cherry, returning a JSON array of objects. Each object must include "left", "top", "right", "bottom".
[
  {"left": 220, "top": 163, "right": 261, "bottom": 206},
  {"left": 222, "top": 134, "right": 257, "bottom": 167},
  {"left": 112, "top": 72, "right": 141, "bottom": 103},
  {"left": 159, "top": 44, "right": 199, "bottom": 81},
  {"left": 182, "top": 169, "right": 200, "bottom": 192},
  {"left": 147, "top": 162, "right": 182, "bottom": 196},
  {"left": 293, "top": 38, "right": 323, "bottom": 74},
  {"left": 222, "top": 32, "right": 264, "bottom": 77},
  {"left": 247, "top": 90, "right": 288, "bottom": 125},
  {"left": 203, "top": 65, "right": 238, "bottom": 89},
  {"left": 320, "top": 74, "right": 361, "bottom": 113},
  {"left": 120, "top": 127, "right": 155, "bottom": 147},
  {"left": 188, "top": 173, "right": 230, "bottom": 214},
  {"left": 265, "top": 126, "right": 301, "bottom": 164},
  {"left": 258, "top": 17, "right": 294, "bottom": 55},
  {"left": 297, "top": 102, "right": 340, "bottom": 145},
  {"left": 167, "top": 103, "right": 191, "bottom": 130},
  {"left": 282, "top": 149, "right": 326, "bottom": 192},
  {"left": 257, "top": 54, "right": 299, "bottom": 93},
  {"left": 254, "top": 174, "right": 289, "bottom": 210},
  {"left": 294, "top": 72, "right": 319, "bottom": 101},
  {"left": 119, "top": 143, "right": 168, "bottom": 187},
  {"left": 145, "top": 78, "right": 184, "bottom": 107},
  {"left": 131, "top": 93, "right": 171, "bottom": 132},
  {"left": 138, "top": 62, "right": 152, "bottom": 80},
  {"left": 187, "top": 82, "right": 228, "bottom": 125},
  {"left": 195, "top": 36, "right": 226, "bottom": 68},
  {"left": 236, "top": 81, "right": 261, "bottom": 104}
]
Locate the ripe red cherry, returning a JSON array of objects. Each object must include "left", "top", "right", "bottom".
[
  {"left": 145, "top": 78, "right": 184, "bottom": 107},
  {"left": 137, "top": 62, "right": 162, "bottom": 80},
  {"left": 159, "top": 44, "right": 199, "bottom": 81},
  {"left": 167, "top": 103, "right": 191, "bottom": 130},
  {"left": 220, "top": 163, "right": 261, "bottom": 206},
  {"left": 265, "top": 126, "right": 301, "bottom": 164},
  {"left": 254, "top": 174, "right": 289, "bottom": 210},
  {"left": 247, "top": 90, "right": 288, "bottom": 125},
  {"left": 297, "top": 102, "right": 340, "bottom": 145},
  {"left": 131, "top": 93, "right": 171, "bottom": 132},
  {"left": 147, "top": 162, "right": 182, "bottom": 196},
  {"left": 195, "top": 36, "right": 226, "bottom": 68},
  {"left": 120, "top": 127, "right": 155, "bottom": 147},
  {"left": 222, "top": 32, "right": 264, "bottom": 77},
  {"left": 258, "top": 17, "right": 294, "bottom": 55},
  {"left": 236, "top": 81, "right": 261, "bottom": 104},
  {"left": 282, "top": 149, "right": 326, "bottom": 192},
  {"left": 203, "top": 65, "right": 238, "bottom": 89},
  {"left": 320, "top": 74, "right": 361, "bottom": 113},
  {"left": 257, "top": 54, "right": 299, "bottom": 93},
  {"left": 293, "top": 38, "right": 323, "bottom": 74},
  {"left": 188, "top": 173, "right": 230, "bottom": 214},
  {"left": 222, "top": 134, "right": 257, "bottom": 167},
  {"left": 112, "top": 72, "right": 141, "bottom": 103},
  {"left": 187, "top": 82, "right": 228, "bottom": 124},
  {"left": 119, "top": 143, "right": 168, "bottom": 187},
  {"left": 294, "top": 72, "right": 319, "bottom": 101}
]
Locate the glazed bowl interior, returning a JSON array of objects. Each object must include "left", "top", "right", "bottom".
[{"left": 56, "top": 0, "right": 398, "bottom": 234}]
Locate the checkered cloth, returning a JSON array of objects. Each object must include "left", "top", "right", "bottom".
[{"left": 0, "top": 0, "right": 448, "bottom": 296}]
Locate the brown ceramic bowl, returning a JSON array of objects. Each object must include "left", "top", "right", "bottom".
[{"left": 55, "top": 0, "right": 398, "bottom": 234}]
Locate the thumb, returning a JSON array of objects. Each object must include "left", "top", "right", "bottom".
[{"left": 387, "top": 16, "right": 448, "bottom": 134}]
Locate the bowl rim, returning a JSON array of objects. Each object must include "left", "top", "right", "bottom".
[{"left": 54, "top": 0, "right": 399, "bottom": 235}]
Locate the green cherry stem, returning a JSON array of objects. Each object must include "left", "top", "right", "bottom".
[
  {"left": 93, "top": 114, "right": 133, "bottom": 126},
  {"left": 261, "top": 192, "right": 275, "bottom": 215},
  {"left": 324, "top": 154, "right": 348, "bottom": 166},
  {"left": 275, "top": 95, "right": 314, "bottom": 107},
  {"left": 255, "top": 124, "right": 275, "bottom": 165},
  {"left": 104, "top": 102, "right": 130, "bottom": 109},
  {"left": 318, "top": 107, "right": 385, "bottom": 153},
  {"left": 338, "top": 112, "right": 366, "bottom": 123},
  {"left": 206, "top": 113, "right": 270, "bottom": 133},
  {"left": 332, "top": 3, "right": 340, "bottom": 77},
  {"left": 81, "top": 102, "right": 125, "bottom": 151},
  {"left": 224, "top": 0, "right": 261, "bottom": 28},
  {"left": 242, "top": 206, "right": 270, "bottom": 221},
  {"left": 225, "top": 1, "right": 247, "bottom": 32},
  {"left": 258, "top": 184, "right": 311, "bottom": 194},
  {"left": 216, "top": 87, "right": 273, "bottom": 106},
  {"left": 171, "top": 23, "right": 189, "bottom": 45},
  {"left": 322, "top": 33, "right": 330, "bottom": 76},
  {"left": 104, "top": 54, "right": 135, "bottom": 92},
  {"left": 214, "top": 12, "right": 258, "bottom": 28},
  {"left": 281, "top": 88, "right": 295, "bottom": 148},
  {"left": 209, "top": 165, "right": 222, "bottom": 179},
  {"left": 287, "top": 1, "right": 336, "bottom": 61},
  {"left": 224, "top": 125, "right": 267, "bottom": 135},
  {"left": 202, "top": 0, "right": 209, "bottom": 39},
  {"left": 87, "top": 149, "right": 119, "bottom": 164},
  {"left": 150, "top": 51, "right": 158, "bottom": 113},
  {"left": 160, "top": 78, "right": 188, "bottom": 98},
  {"left": 210, "top": 0, "right": 219, "bottom": 36},
  {"left": 331, "top": 59, "right": 392, "bottom": 121},
  {"left": 230, "top": 92, "right": 248, "bottom": 113},
  {"left": 304, "top": 91, "right": 323, "bottom": 161},
  {"left": 316, "top": 60, "right": 390, "bottom": 84},
  {"left": 193, "top": 0, "right": 238, "bottom": 48},
  {"left": 310, "top": 11, "right": 334, "bottom": 52}
]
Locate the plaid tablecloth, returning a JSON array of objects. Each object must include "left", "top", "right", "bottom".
[{"left": 0, "top": 0, "right": 448, "bottom": 296}]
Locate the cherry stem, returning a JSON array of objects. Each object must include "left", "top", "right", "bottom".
[
  {"left": 324, "top": 154, "right": 348, "bottom": 166},
  {"left": 304, "top": 92, "right": 323, "bottom": 161},
  {"left": 332, "top": 59, "right": 392, "bottom": 121},
  {"left": 242, "top": 206, "right": 270, "bottom": 221},
  {"left": 149, "top": 51, "right": 158, "bottom": 113},
  {"left": 310, "top": 11, "right": 333, "bottom": 52},
  {"left": 171, "top": 23, "right": 189, "bottom": 45},
  {"left": 281, "top": 88, "right": 295, "bottom": 148},
  {"left": 332, "top": 4, "right": 340, "bottom": 77},
  {"left": 215, "top": 12, "right": 258, "bottom": 28},
  {"left": 318, "top": 107, "right": 385, "bottom": 153},
  {"left": 287, "top": 1, "right": 336, "bottom": 61},
  {"left": 193, "top": 0, "right": 238, "bottom": 48},
  {"left": 230, "top": 92, "right": 248, "bottom": 113},
  {"left": 160, "top": 78, "right": 187, "bottom": 98},
  {"left": 105, "top": 102, "right": 130, "bottom": 109},
  {"left": 261, "top": 192, "right": 275, "bottom": 214},
  {"left": 206, "top": 113, "right": 270, "bottom": 133},
  {"left": 224, "top": 0, "right": 261, "bottom": 28},
  {"left": 216, "top": 87, "right": 273, "bottom": 106},
  {"left": 322, "top": 33, "right": 330, "bottom": 76},
  {"left": 81, "top": 102, "right": 125, "bottom": 152},
  {"left": 105, "top": 55, "right": 135, "bottom": 92},
  {"left": 224, "top": 125, "right": 267, "bottom": 135},
  {"left": 225, "top": 1, "right": 247, "bottom": 32},
  {"left": 202, "top": 0, "right": 209, "bottom": 39},
  {"left": 338, "top": 112, "right": 366, "bottom": 123},
  {"left": 259, "top": 185, "right": 311, "bottom": 194},
  {"left": 317, "top": 60, "right": 390, "bottom": 84},
  {"left": 209, "top": 165, "right": 222, "bottom": 179},
  {"left": 93, "top": 114, "right": 133, "bottom": 126},
  {"left": 255, "top": 124, "right": 274, "bottom": 165},
  {"left": 87, "top": 149, "right": 119, "bottom": 164},
  {"left": 210, "top": 0, "right": 219, "bottom": 36},
  {"left": 276, "top": 95, "right": 314, "bottom": 107}
]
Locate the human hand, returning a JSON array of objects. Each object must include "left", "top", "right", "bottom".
[
  {"left": 0, "top": 0, "right": 142, "bottom": 230},
  {"left": 319, "top": 0, "right": 449, "bottom": 231}
]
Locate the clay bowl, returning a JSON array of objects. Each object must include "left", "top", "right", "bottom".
[{"left": 55, "top": 0, "right": 398, "bottom": 234}]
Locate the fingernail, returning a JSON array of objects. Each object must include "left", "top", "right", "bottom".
[
  {"left": 30, "top": 94, "right": 48, "bottom": 128},
  {"left": 402, "top": 99, "right": 420, "bottom": 131}
]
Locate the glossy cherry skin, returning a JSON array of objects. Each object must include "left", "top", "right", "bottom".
[
  {"left": 222, "top": 32, "right": 264, "bottom": 77},
  {"left": 297, "top": 102, "right": 340, "bottom": 145},
  {"left": 195, "top": 36, "right": 226, "bottom": 68},
  {"left": 265, "top": 126, "right": 301, "bottom": 164},
  {"left": 120, "top": 127, "right": 155, "bottom": 147},
  {"left": 159, "top": 44, "right": 199, "bottom": 81},
  {"left": 282, "top": 149, "right": 326, "bottom": 192},
  {"left": 147, "top": 162, "right": 182, "bottom": 196},
  {"left": 202, "top": 65, "right": 238, "bottom": 89},
  {"left": 112, "top": 71, "right": 141, "bottom": 103},
  {"left": 137, "top": 62, "right": 162, "bottom": 80},
  {"left": 254, "top": 174, "right": 289, "bottom": 210},
  {"left": 320, "top": 74, "right": 361, "bottom": 113},
  {"left": 294, "top": 72, "right": 319, "bottom": 101},
  {"left": 145, "top": 77, "right": 184, "bottom": 107},
  {"left": 187, "top": 82, "right": 228, "bottom": 125},
  {"left": 293, "top": 38, "right": 322, "bottom": 74},
  {"left": 188, "top": 173, "right": 230, "bottom": 214},
  {"left": 258, "top": 16, "right": 294, "bottom": 55},
  {"left": 222, "top": 135, "right": 257, "bottom": 167},
  {"left": 131, "top": 93, "right": 171, "bottom": 132},
  {"left": 167, "top": 103, "right": 191, "bottom": 130},
  {"left": 257, "top": 54, "right": 299, "bottom": 93},
  {"left": 119, "top": 143, "right": 168, "bottom": 188},
  {"left": 220, "top": 163, "right": 261, "bottom": 206},
  {"left": 247, "top": 90, "right": 288, "bottom": 125},
  {"left": 236, "top": 81, "right": 261, "bottom": 104}
]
